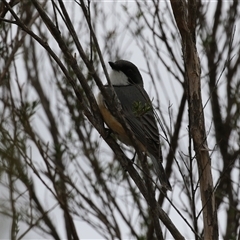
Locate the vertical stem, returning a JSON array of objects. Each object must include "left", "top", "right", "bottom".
[{"left": 170, "top": 1, "right": 218, "bottom": 239}]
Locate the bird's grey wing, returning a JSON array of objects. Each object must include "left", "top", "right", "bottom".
[
  {"left": 113, "top": 85, "right": 162, "bottom": 161},
  {"left": 104, "top": 85, "right": 171, "bottom": 190}
]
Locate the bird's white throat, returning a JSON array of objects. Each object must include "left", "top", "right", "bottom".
[{"left": 109, "top": 70, "right": 129, "bottom": 86}]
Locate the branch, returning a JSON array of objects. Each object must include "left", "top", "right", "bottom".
[
  {"left": 170, "top": 0, "right": 218, "bottom": 239},
  {"left": 2, "top": 1, "right": 185, "bottom": 238}
]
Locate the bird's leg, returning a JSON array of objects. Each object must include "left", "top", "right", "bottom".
[{"left": 104, "top": 127, "right": 113, "bottom": 138}]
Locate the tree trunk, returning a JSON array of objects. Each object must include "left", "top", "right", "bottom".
[{"left": 170, "top": 1, "right": 218, "bottom": 239}]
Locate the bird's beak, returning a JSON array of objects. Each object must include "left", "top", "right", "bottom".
[{"left": 109, "top": 61, "right": 117, "bottom": 70}]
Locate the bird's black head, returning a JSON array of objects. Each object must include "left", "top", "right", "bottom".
[{"left": 109, "top": 60, "right": 143, "bottom": 86}]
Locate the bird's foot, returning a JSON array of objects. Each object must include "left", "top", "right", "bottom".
[{"left": 104, "top": 127, "right": 113, "bottom": 138}]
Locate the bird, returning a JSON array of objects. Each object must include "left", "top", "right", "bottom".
[{"left": 97, "top": 60, "right": 172, "bottom": 191}]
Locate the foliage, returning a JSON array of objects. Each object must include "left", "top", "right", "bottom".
[{"left": 0, "top": 1, "right": 239, "bottom": 239}]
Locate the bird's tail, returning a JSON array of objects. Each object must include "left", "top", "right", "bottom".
[{"left": 150, "top": 154, "right": 172, "bottom": 191}]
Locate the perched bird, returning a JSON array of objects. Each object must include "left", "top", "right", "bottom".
[{"left": 97, "top": 60, "right": 172, "bottom": 191}]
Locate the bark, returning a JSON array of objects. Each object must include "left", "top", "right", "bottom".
[{"left": 170, "top": 1, "right": 218, "bottom": 239}]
